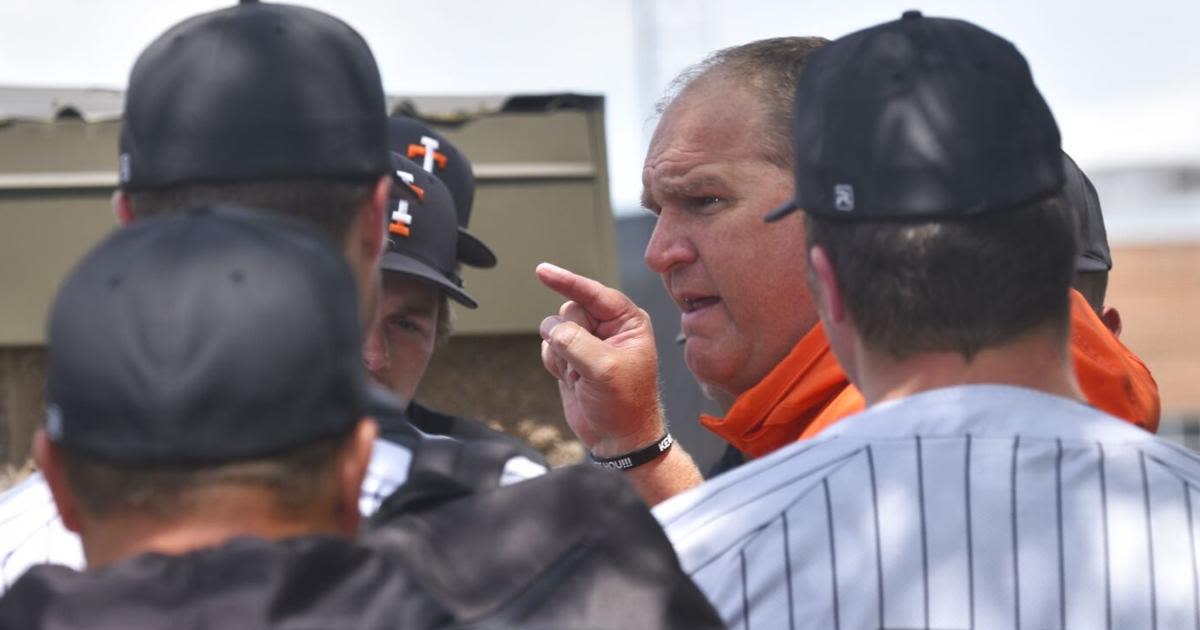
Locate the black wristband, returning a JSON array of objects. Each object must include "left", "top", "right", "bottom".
[{"left": 591, "top": 432, "right": 674, "bottom": 471}]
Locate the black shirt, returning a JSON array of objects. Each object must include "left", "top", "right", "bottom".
[{"left": 401, "top": 401, "right": 548, "bottom": 467}]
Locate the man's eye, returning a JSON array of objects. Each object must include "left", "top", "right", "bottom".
[
  {"left": 686, "top": 196, "right": 725, "bottom": 211},
  {"left": 386, "top": 317, "right": 421, "bottom": 333}
]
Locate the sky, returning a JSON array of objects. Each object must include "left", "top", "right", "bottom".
[{"left": 1, "top": 0, "right": 1197, "bottom": 224}]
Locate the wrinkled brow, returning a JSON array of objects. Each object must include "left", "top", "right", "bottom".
[
  {"left": 640, "top": 188, "right": 657, "bottom": 211},
  {"left": 642, "top": 174, "right": 728, "bottom": 209}
]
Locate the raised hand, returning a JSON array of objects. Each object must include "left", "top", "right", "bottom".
[{"left": 536, "top": 263, "right": 665, "bottom": 458}]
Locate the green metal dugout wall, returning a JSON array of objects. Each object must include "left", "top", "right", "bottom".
[{"left": 0, "top": 87, "right": 616, "bottom": 469}]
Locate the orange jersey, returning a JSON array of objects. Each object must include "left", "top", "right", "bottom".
[{"left": 702, "top": 289, "right": 1160, "bottom": 459}]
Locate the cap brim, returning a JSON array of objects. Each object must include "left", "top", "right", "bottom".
[
  {"left": 457, "top": 227, "right": 497, "bottom": 268},
  {"left": 764, "top": 199, "right": 801, "bottom": 223},
  {"left": 380, "top": 252, "right": 478, "bottom": 308},
  {"left": 1075, "top": 253, "right": 1112, "bottom": 273}
]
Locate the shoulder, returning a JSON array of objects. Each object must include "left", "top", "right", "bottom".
[
  {"left": 0, "top": 537, "right": 451, "bottom": 629},
  {"left": 408, "top": 401, "right": 549, "bottom": 467},
  {"left": 823, "top": 384, "right": 1154, "bottom": 443},
  {"left": 654, "top": 433, "right": 857, "bottom": 571},
  {"left": 366, "top": 465, "right": 723, "bottom": 627},
  {"left": 0, "top": 473, "right": 84, "bottom": 593}
]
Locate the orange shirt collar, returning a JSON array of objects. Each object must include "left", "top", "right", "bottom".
[
  {"left": 1068, "top": 289, "right": 1160, "bottom": 432},
  {"left": 700, "top": 324, "right": 860, "bottom": 458},
  {"left": 701, "top": 290, "right": 1159, "bottom": 459}
]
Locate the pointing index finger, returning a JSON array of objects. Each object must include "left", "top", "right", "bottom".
[{"left": 535, "top": 263, "right": 636, "bottom": 323}]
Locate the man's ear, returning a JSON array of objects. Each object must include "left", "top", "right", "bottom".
[
  {"left": 33, "top": 430, "right": 84, "bottom": 534},
  {"left": 362, "top": 303, "right": 391, "bottom": 384},
  {"left": 361, "top": 175, "right": 391, "bottom": 262},
  {"left": 808, "top": 245, "right": 848, "bottom": 326},
  {"left": 1100, "top": 306, "right": 1123, "bottom": 338},
  {"left": 112, "top": 190, "right": 135, "bottom": 226},
  {"left": 808, "top": 244, "right": 864, "bottom": 387},
  {"left": 335, "top": 418, "right": 377, "bottom": 535}
]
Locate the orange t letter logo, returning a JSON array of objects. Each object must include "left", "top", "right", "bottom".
[{"left": 407, "top": 135, "right": 448, "bottom": 173}]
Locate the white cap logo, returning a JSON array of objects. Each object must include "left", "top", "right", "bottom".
[
  {"left": 119, "top": 153, "right": 132, "bottom": 183},
  {"left": 418, "top": 136, "right": 440, "bottom": 173},
  {"left": 45, "top": 404, "right": 64, "bottom": 441},
  {"left": 834, "top": 184, "right": 855, "bottom": 212},
  {"left": 389, "top": 169, "right": 417, "bottom": 237}
]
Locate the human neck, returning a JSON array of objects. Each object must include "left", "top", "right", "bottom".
[
  {"left": 81, "top": 488, "right": 342, "bottom": 569},
  {"left": 701, "top": 383, "right": 739, "bottom": 414},
  {"left": 854, "top": 327, "right": 1081, "bottom": 407}
]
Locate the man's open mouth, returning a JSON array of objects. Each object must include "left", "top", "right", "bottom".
[{"left": 682, "top": 296, "right": 721, "bottom": 313}]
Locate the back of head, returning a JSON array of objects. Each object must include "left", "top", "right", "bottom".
[
  {"left": 45, "top": 207, "right": 368, "bottom": 523},
  {"left": 1062, "top": 153, "right": 1112, "bottom": 313},
  {"left": 119, "top": 0, "right": 390, "bottom": 242},
  {"left": 778, "top": 11, "right": 1075, "bottom": 359},
  {"left": 806, "top": 199, "right": 1076, "bottom": 359}
]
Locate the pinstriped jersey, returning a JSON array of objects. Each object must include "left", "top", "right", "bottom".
[
  {"left": 0, "top": 475, "right": 82, "bottom": 590},
  {"left": 655, "top": 385, "right": 1200, "bottom": 630}
]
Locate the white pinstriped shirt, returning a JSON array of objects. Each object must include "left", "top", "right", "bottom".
[
  {"left": 655, "top": 385, "right": 1200, "bottom": 630},
  {"left": 0, "top": 438, "right": 543, "bottom": 593}
]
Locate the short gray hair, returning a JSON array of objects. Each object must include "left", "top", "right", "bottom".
[{"left": 658, "top": 36, "right": 829, "bottom": 168}]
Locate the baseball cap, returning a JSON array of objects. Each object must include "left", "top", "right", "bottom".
[
  {"left": 767, "top": 10, "right": 1063, "bottom": 222},
  {"left": 45, "top": 206, "right": 368, "bottom": 464},
  {"left": 1062, "top": 152, "right": 1112, "bottom": 272},
  {"left": 118, "top": 0, "right": 390, "bottom": 190},
  {"left": 383, "top": 153, "right": 479, "bottom": 308},
  {"left": 387, "top": 116, "right": 497, "bottom": 268}
]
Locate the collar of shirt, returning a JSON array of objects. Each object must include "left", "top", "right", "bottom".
[
  {"left": 700, "top": 324, "right": 864, "bottom": 458},
  {"left": 1068, "top": 289, "right": 1161, "bottom": 432},
  {"left": 657, "top": 383, "right": 1153, "bottom": 565},
  {"left": 700, "top": 290, "right": 1157, "bottom": 460},
  {"left": 822, "top": 383, "right": 1154, "bottom": 444}
]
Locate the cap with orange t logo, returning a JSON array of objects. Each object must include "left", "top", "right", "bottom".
[
  {"left": 382, "top": 153, "right": 478, "bottom": 308},
  {"left": 387, "top": 116, "right": 496, "bottom": 269}
]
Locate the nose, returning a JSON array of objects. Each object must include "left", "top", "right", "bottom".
[
  {"left": 362, "top": 314, "right": 390, "bottom": 384},
  {"left": 644, "top": 210, "right": 697, "bottom": 274}
]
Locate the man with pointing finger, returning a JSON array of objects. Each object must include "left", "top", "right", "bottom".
[
  {"left": 538, "top": 262, "right": 701, "bottom": 501},
  {"left": 538, "top": 36, "right": 1159, "bottom": 506}
]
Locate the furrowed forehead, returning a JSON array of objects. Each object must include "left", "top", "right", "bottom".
[
  {"left": 659, "top": 173, "right": 729, "bottom": 198},
  {"left": 640, "top": 81, "right": 776, "bottom": 211},
  {"left": 641, "top": 172, "right": 730, "bottom": 209}
]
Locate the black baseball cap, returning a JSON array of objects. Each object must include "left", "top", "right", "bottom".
[
  {"left": 118, "top": 0, "right": 390, "bottom": 190},
  {"left": 767, "top": 10, "right": 1064, "bottom": 222},
  {"left": 1062, "top": 153, "right": 1112, "bottom": 272},
  {"left": 383, "top": 154, "right": 479, "bottom": 308},
  {"left": 387, "top": 116, "right": 497, "bottom": 268},
  {"left": 45, "top": 206, "right": 368, "bottom": 464}
]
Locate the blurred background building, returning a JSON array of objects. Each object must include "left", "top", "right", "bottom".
[
  {"left": 0, "top": 88, "right": 617, "bottom": 473},
  {"left": 1091, "top": 165, "right": 1200, "bottom": 446}
]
